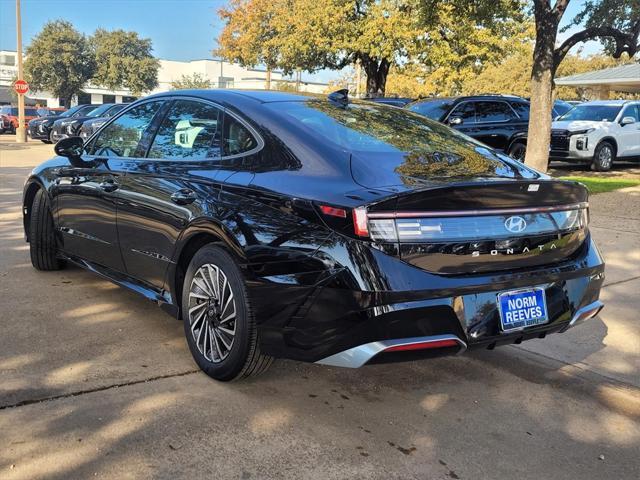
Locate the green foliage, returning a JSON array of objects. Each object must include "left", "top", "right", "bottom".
[
  {"left": 170, "top": 73, "right": 212, "bottom": 90},
  {"left": 217, "top": 0, "right": 529, "bottom": 96},
  {"left": 24, "top": 20, "right": 95, "bottom": 106},
  {"left": 91, "top": 29, "right": 159, "bottom": 95},
  {"left": 558, "top": 176, "right": 640, "bottom": 194}
]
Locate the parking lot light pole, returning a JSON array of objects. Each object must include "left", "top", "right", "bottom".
[{"left": 15, "top": 0, "right": 27, "bottom": 143}]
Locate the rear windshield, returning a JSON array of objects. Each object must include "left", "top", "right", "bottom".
[
  {"left": 266, "top": 99, "right": 482, "bottom": 154},
  {"left": 559, "top": 105, "right": 621, "bottom": 122},
  {"left": 407, "top": 99, "right": 454, "bottom": 120}
]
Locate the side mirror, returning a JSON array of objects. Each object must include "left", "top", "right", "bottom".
[
  {"left": 54, "top": 136, "right": 85, "bottom": 165},
  {"left": 449, "top": 116, "right": 463, "bottom": 126},
  {"left": 620, "top": 116, "right": 636, "bottom": 126}
]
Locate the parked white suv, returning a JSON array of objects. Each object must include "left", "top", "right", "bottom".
[{"left": 550, "top": 100, "right": 640, "bottom": 171}]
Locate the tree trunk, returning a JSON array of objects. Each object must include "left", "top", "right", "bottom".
[
  {"left": 524, "top": 4, "right": 560, "bottom": 173},
  {"left": 363, "top": 57, "right": 390, "bottom": 97}
]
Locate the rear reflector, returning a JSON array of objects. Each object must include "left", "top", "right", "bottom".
[
  {"left": 353, "top": 207, "right": 369, "bottom": 237},
  {"left": 384, "top": 339, "right": 458, "bottom": 352},
  {"left": 319, "top": 205, "right": 347, "bottom": 218}
]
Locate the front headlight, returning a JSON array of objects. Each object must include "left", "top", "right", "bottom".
[
  {"left": 570, "top": 128, "right": 595, "bottom": 135},
  {"left": 60, "top": 120, "right": 75, "bottom": 126}
]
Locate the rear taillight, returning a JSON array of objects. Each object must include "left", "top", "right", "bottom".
[
  {"left": 352, "top": 207, "right": 369, "bottom": 237},
  {"left": 319, "top": 205, "right": 347, "bottom": 218}
]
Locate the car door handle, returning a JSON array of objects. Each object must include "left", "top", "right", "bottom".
[
  {"left": 99, "top": 179, "right": 119, "bottom": 192},
  {"left": 171, "top": 189, "right": 197, "bottom": 205}
]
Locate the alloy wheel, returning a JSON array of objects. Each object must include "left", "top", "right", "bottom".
[
  {"left": 187, "top": 263, "right": 237, "bottom": 363},
  {"left": 598, "top": 146, "right": 612, "bottom": 169}
]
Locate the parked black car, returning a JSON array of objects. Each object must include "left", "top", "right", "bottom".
[
  {"left": 368, "top": 97, "right": 413, "bottom": 107},
  {"left": 28, "top": 104, "right": 98, "bottom": 144},
  {"left": 79, "top": 103, "right": 128, "bottom": 140},
  {"left": 406, "top": 95, "right": 574, "bottom": 161},
  {"left": 50, "top": 103, "right": 120, "bottom": 143},
  {"left": 23, "top": 89, "right": 604, "bottom": 381}
]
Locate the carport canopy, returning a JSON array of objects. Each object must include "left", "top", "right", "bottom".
[{"left": 556, "top": 64, "right": 640, "bottom": 98}]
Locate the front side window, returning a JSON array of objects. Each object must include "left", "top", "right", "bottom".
[
  {"left": 223, "top": 114, "right": 258, "bottom": 156},
  {"left": 148, "top": 100, "right": 222, "bottom": 160},
  {"left": 88, "top": 101, "right": 163, "bottom": 158},
  {"left": 622, "top": 104, "right": 640, "bottom": 122},
  {"left": 474, "top": 101, "right": 515, "bottom": 123},
  {"left": 448, "top": 102, "right": 476, "bottom": 124}
]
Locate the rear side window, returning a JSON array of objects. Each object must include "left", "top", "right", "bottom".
[
  {"left": 148, "top": 100, "right": 222, "bottom": 160},
  {"left": 475, "top": 101, "right": 516, "bottom": 123},
  {"left": 88, "top": 101, "right": 163, "bottom": 158},
  {"left": 223, "top": 114, "right": 258, "bottom": 156},
  {"left": 509, "top": 102, "right": 530, "bottom": 120}
]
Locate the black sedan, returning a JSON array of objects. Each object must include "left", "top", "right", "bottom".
[
  {"left": 28, "top": 104, "right": 98, "bottom": 143},
  {"left": 79, "top": 103, "right": 128, "bottom": 140},
  {"left": 23, "top": 89, "right": 605, "bottom": 381},
  {"left": 50, "top": 103, "right": 120, "bottom": 143}
]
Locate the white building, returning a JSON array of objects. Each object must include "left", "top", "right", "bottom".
[{"left": 0, "top": 50, "right": 328, "bottom": 107}]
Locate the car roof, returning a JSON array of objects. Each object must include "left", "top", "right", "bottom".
[
  {"left": 147, "top": 89, "right": 317, "bottom": 104},
  {"left": 580, "top": 100, "right": 634, "bottom": 106}
]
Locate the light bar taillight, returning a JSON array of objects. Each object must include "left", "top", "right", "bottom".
[
  {"left": 352, "top": 207, "right": 369, "bottom": 237},
  {"left": 384, "top": 339, "right": 459, "bottom": 352}
]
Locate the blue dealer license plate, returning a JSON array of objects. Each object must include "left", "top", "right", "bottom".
[{"left": 497, "top": 288, "right": 548, "bottom": 332}]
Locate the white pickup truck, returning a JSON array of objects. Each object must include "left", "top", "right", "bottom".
[{"left": 550, "top": 100, "right": 640, "bottom": 171}]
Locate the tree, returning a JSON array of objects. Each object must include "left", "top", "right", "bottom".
[
  {"left": 460, "top": 46, "right": 634, "bottom": 99},
  {"left": 414, "top": 1, "right": 531, "bottom": 95},
  {"left": 217, "top": 1, "right": 528, "bottom": 97},
  {"left": 524, "top": 0, "right": 640, "bottom": 172},
  {"left": 24, "top": 20, "right": 95, "bottom": 107},
  {"left": 170, "top": 73, "right": 212, "bottom": 90},
  {"left": 91, "top": 29, "right": 159, "bottom": 95}
]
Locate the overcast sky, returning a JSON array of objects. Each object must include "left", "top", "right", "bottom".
[{"left": 0, "top": 0, "right": 604, "bottom": 84}]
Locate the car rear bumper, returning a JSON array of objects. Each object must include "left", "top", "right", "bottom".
[{"left": 250, "top": 233, "right": 605, "bottom": 365}]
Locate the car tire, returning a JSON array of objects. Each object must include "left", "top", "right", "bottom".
[
  {"left": 29, "top": 189, "right": 64, "bottom": 271},
  {"left": 181, "top": 244, "right": 273, "bottom": 381},
  {"left": 507, "top": 141, "right": 526, "bottom": 161},
  {"left": 48, "top": 130, "right": 56, "bottom": 144},
  {"left": 591, "top": 141, "right": 615, "bottom": 172}
]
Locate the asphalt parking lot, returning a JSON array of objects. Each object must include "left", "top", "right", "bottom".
[{"left": 1, "top": 137, "right": 639, "bottom": 480}]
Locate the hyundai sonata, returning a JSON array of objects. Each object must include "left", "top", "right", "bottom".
[{"left": 23, "top": 89, "right": 605, "bottom": 381}]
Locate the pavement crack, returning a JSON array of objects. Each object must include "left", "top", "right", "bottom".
[
  {"left": 602, "top": 275, "right": 640, "bottom": 288},
  {"left": 0, "top": 369, "right": 200, "bottom": 411}
]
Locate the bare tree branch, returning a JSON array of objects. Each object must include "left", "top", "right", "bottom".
[
  {"left": 552, "top": 0, "right": 571, "bottom": 20},
  {"left": 553, "top": 25, "right": 640, "bottom": 68}
]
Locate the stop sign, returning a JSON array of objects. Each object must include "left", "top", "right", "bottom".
[{"left": 14, "top": 80, "right": 29, "bottom": 95}]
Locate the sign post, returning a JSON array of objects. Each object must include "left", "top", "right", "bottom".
[{"left": 15, "top": 0, "right": 27, "bottom": 143}]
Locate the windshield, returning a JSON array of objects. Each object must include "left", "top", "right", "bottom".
[
  {"left": 553, "top": 100, "right": 572, "bottom": 116},
  {"left": 87, "top": 104, "right": 115, "bottom": 118},
  {"left": 72, "top": 105, "right": 99, "bottom": 117},
  {"left": 559, "top": 105, "right": 622, "bottom": 122},
  {"left": 407, "top": 99, "right": 454, "bottom": 120}
]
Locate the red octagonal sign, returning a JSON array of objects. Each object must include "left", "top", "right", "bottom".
[{"left": 14, "top": 79, "right": 29, "bottom": 95}]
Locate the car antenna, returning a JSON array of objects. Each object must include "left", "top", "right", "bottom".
[{"left": 328, "top": 89, "right": 349, "bottom": 106}]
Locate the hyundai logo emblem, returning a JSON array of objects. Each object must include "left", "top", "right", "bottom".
[{"left": 504, "top": 216, "right": 527, "bottom": 233}]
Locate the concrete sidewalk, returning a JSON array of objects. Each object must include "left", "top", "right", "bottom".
[{"left": 1, "top": 143, "right": 639, "bottom": 480}]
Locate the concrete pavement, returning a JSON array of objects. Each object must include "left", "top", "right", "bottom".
[{"left": 1, "top": 138, "right": 639, "bottom": 479}]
